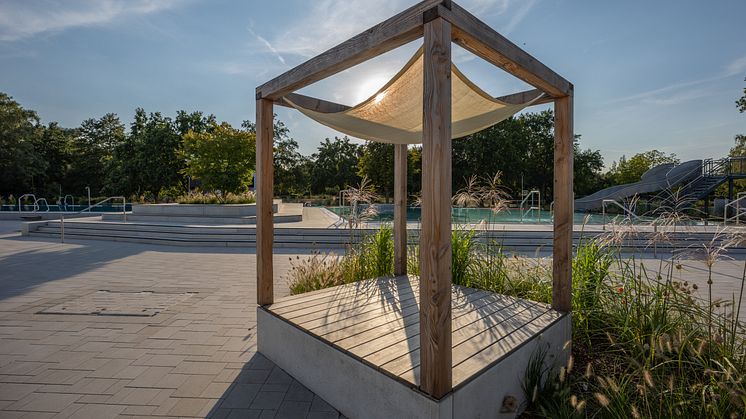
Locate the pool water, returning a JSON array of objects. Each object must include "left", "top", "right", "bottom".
[
  {"left": 1, "top": 204, "right": 132, "bottom": 213},
  {"left": 326, "top": 206, "right": 632, "bottom": 225}
]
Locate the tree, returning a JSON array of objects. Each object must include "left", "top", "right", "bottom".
[
  {"left": 310, "top": 137, "right": 362, "bottom": 195},
  {"left": 358, "top": 142, "right": 394, "bottom": 199},
  {"left": 0, "top": 92, "right": 45, "bottom": 196},
  {"left": 451, "top": 110, "right": 603, "bottom": 202},
  {"left": 607, "top": 150, "right": 679, "bottom": 185},
  {"left": 67, "top": 113, "right": 125, "bottom": 195},
  {"left": 737, "top": 77, "right": 746, "bottom": 113},
  {"left": 180, "top": 122, "right": 256, "bottom": 193}
]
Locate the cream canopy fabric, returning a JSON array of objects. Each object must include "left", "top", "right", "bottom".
[{"left": 284, "top": 47, "right": 543, "bottom": 144}]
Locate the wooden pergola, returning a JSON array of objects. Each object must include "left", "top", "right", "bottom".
[{"left": 255, "top": 0, "right": 572, "bottom": 399}]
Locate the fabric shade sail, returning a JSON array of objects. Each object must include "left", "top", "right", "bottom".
[{"left": 283, "top": 46, "right": 544, "bottom": 144}]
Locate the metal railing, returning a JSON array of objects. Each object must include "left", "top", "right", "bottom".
[
  {"left": 18, "top": 194, "right": 50, "bottom": 214},
  {"left": 60, "top": 196, "right": 127, "bottom": 243},
  {"left": 519, "top": 190, "right": 541, "bottom": 222},
  {"left": 63, "top": 195, "right": 75, "bottom": 210},
  {"left": 601, "top": 198, "right": 642, "bottom": 230},
  {"left": 724, "top": 192, "right": 746, "bottom": 225}
]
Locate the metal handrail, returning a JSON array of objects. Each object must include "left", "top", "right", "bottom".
[
  {"left": 18, "top": 194, "right": 37, "bottom": 213},
  {"left": 519, "top": 190, "right": 541, "bottom": 222},
  {"left": 35, "top": 198, "right": 50, "bottom": 212},
  {"left": 724, "top": 192, "right": 746, "bottom": 225},
  {"left": 601, "top": 198, "right": 642, "bottom": 230},
  {"left": 60, "top": 196, "right": 127, "bottom": 243},
  {"left": 675, "top": 158, "right": 729, "bottom": 197},
  {"left": 63, "top": 195, "right": 74, "bottom": 210}
]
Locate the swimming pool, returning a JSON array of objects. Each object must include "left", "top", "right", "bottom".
[
  {"left": 0, "top": 204, "right": 132, "bottom": 213},
  {"left": 326, "top": 206, "right": 627, "bottom": 224}
]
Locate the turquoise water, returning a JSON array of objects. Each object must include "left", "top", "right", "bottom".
[
  {"left": 1, "top": 204, "right": 132, "bottom": 213},
  {"left": 326, "top": 206, "right": 632, "bottom": 225}
]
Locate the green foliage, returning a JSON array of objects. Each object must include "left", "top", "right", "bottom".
[
  {"left": 0, "top": 92, "right": 46, "bottom": 196},
  {"left": 310, "top": 137, "right": 362, "bottom": 195},
  {"left": 737, "top": 77, "right": 746, "bottom": 114},
  {"left": 286, "top": 229, "right": 746, "bottom": 418},
  {"left": 607, "top": 150, "right": 679, "bottom": 185},
  {"left": 180, "top": 122, "right": 256, "bottom": 194},
  {"left": 175, "top": 191, "right": 256, "bottom": 204},
  {"left": 453, "top": 110, "right": 605, "bottom": 201},
  {"left": 451, "top": 229, "right": 476, "bottom": 287},
  {"left": 358, "top": 142, "right": 394, "bottom": 198},
  {"left": 287, "top": 226, "right": 394, "bottom": 294}
]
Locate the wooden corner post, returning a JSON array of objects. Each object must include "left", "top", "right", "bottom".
[
  {"left": 420, "top": 15, "right": 452, "bottom": 398},
  {"left": 552, "top": 92, "right": 573, "bottom": 312},
  {"left": 394, "top": 144, "right": 408, "bottom": 276},
  {"left": 257, "top": 98, "right": 274, "bottom": 306}
]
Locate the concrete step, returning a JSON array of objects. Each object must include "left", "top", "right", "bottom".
[{"left": 25, "top": 220, "right": 740, "bottom": 251}]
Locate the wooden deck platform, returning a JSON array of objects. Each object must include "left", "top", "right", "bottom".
[{"left": 258, "top": 276, "right": 570, "bottom": 418}]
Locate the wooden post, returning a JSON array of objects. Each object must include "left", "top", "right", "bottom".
[
  {"left": 257, "top": 98, "right": 274, "bottom": 306},
  {"left": 394, "top": 144, "right": 408, "bottom": 276},
  {"left": 552, "top": 93, "right": 573, "bottom": 312},
  {"left": 420, "top": 16, "right": 452, "bottom": 399}
]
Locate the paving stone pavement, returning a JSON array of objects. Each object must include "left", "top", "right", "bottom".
[{"left": 0, "top": 233, "right": 345, "bottom": 418}]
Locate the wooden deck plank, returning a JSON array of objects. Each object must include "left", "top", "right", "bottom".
[
  {"left": 265, "top": 276, "right": 565, "bottom": 390},
  {"left": 452, "top": 312, "right": 564, "bottom": 384},
  {"left": 270, "top": 275, "right": 414, "bottom": 313},
  {"left": 334, "top": 288, "right": 486, "bottom": 353},
  {"left": 380, "top": 303, "right": 548, "bottom": 378},
  {"left": 283, "top": 280, "right": 419, "bottom": 323}
]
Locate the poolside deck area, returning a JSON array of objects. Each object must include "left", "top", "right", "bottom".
[{"left": 258, "top": 276, "right": 571, "bottom": 419}]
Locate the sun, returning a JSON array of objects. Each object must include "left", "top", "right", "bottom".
[{"left": 353, "top": 75, "right": 389, "bottom": 104}]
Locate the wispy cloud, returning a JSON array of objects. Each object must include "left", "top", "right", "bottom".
[
  {"left": 725, "top": 55, "right": 746, "bottom": 77},
  {"left": 255, "top": 0, "right": 533, "bottom": 60},
  {"left": 248, "top": 27, "right": 286, "bottom": 66},
  {"left": 608, "top": 55, "right": 746, "bottom": 106},
  {"left": 0, "top": 0, "right": 187, "bottom": 42},
  {"left": 503, "top": 0, "right": 537, "bottom": 34}
]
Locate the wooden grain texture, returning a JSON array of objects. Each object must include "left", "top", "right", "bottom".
[
  {"left": 442, "top": 3, "right": 572, "bottom": 97},
  {"left": 266, "top": 276, "right": 563, "bottom": 388},
  {"left": 276, "top": 93, "right": 351, "bottom": 113},
  {"left": 256, "top": 0, "right": 444, "bottom": 100},
  {"left": 394, "top": 144, "right": 408, "bottom": 276},
  {"left": 552, "top": 94, "right": 574, "bottom": 312},
  {"left": 276, "top": 89, "right": 549, "bottom": 114},
  {"left": 420, "top": 16, "right": 453, "bottom": 399},
  {"left": 496, "top": 89, "right": 552, "bottom": 105},
  {"left": 256, "top": 98, "right": 274, "bottom": 306}
]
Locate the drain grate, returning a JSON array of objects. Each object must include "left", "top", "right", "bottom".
[{"left": 38, "top": 290, "right": 196, "bottom": 317}]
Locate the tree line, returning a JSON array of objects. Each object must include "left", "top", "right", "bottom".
[{"left": 2, "top": 91, "right": 614, "bottom": 205}]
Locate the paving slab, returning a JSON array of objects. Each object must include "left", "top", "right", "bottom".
[{"left": 0, "top": 233, "right": 341, "bottom": 418}]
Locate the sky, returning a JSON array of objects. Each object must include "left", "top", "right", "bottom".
[{"left": 1, "top": 0, "right": 745, "bottom": 168}]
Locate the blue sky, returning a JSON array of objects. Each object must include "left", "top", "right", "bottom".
[{"left": 1, "top": 0, "right": 744, "bottom": 167}]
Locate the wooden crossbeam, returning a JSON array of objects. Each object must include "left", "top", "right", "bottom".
[
  {"left": 256, "top": 0, "right": 444, "bottom": 100},
  {"left": 439, "top": 3, "right": 572, "bottom": 97},
  {"left": 274, "top": 89, "right": 550, "bottom": 114}
]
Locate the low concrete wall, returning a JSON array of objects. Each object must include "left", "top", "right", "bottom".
[
  {"left": 258, "top": 307, "right": 571, "bottom": 419},
  {"left": 0, "top": 212, "right": 100, "bottom": 221}
]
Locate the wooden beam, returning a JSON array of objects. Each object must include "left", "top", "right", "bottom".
[
  {"left": 496, "top": 89, "right": 553, "bottom": 106},
  {"left": 552, "top": 94, "right": 573, "bottom": 312},
  {"left": 440, "top": 3, "right": 572, "bottom": 97},
  {"left": 275, "top": 93, "right": 351, "bottom": 113},
  {"left": 256, "top": 98, "right": 274, "bottom": 306},
  {"left": 277, "top": 89, "right": 550, "bottom": 115},
  {"left": 394, "top": 144, "right": 408, "bottom": 276},
  {"left": 419, "top": 16, "right": 452, "bottom": 399},
  {"left": 257, "top": 0, "right": 446, "bottom": 100}
]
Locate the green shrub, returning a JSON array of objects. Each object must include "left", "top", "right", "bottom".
[{"left": 175, "top": 191, "right": 256, "bottom": 204}]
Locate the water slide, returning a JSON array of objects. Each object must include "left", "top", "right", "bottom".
[{"left": 575, "top": 160, "right": 703, "bottom": 212}]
